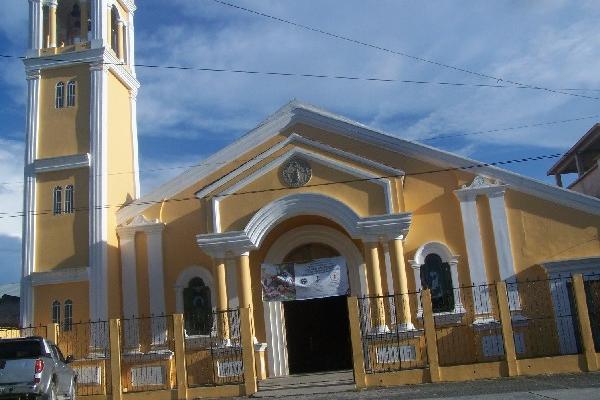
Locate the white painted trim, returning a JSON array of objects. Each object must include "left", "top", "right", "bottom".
[
  {"left": 262, "top": 225, "right": 366, "bottom": 377},
  {"left": 33, "top": 153, "right": 91, "bottom": 173},
  {"left": 146, "top": 228, "right": 166, "bottom": 316},
  {"left": 410, "top": 242, "right": 465, "bottom": 320},
  {"left": 542, "top": 257, "right": 600, "bottom": 277},
  {"left": 91, "top": 0, "right": 108, "bottom": 48},
  {"left": 174, "top": 266, "right": 215, "bottom": 314},
  {"left": 21, "top": 70, "right": 41, "bottom": 327},
  {"left": 117, "top": 232, "right": 139, "bottom": 319},
  {"left": 210, "top": 147, "right": 394, "bottom": 233},
  {"left": 26, "top": 267, "right": 89, "bottom": 286},
  {"left": 28, "top": 0, "right": 43, "bottom": 52},
  {"left": 195, "top": 133, "right": 402, "bottom": 200},
  {"left": 130, "top": 92, "right": 140, "bottom": 198},
  {"left": 89, "top": 63, "right": 109, "bottom": 322},
  {"left": 118, "top": 100, "right": 600, "bottom": 225}
]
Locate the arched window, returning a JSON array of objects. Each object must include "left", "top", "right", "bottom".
[
  {"left": 64, "top": 185, "right": 74, "bottom": 214},
  {"left": 66, "top": 81, "right": 76, "bottom": 107},
  {"left": 55, "top": 82, "right": 65, "bottom": 108},
  {"left": 63, "top": 300, "right": 73, "bottom": 332},
  {"left": 53, "top": 186, "right": 62, "bottom": 215},
  {"left": 52, "top": 301, "right": 61, "bottom": 324},
  {"left": 183, "top": 278, "right": 213, "bottom": 336},
  {"left": 420, "top": 253, "right": 454, "bottom": 313}
]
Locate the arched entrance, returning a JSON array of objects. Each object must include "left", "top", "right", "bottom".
[
  {"left": 263, "top": 225, "right": 365, "bottom": 376},
  {"left": 282, "top": 243, "right": 353, "bottom": 374}
]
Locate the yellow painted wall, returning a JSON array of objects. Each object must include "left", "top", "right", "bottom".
[
  {"left": 38, "top": 65, "right": 90, "bottom": 159},
  {"left": 105, "top": 72, "right": 136, "bottom": 318},
  {"left": 34, "top": 281, "right": 89, "bottom": 326},
  {"left": 35, "top": 169, "right": 89, "bottom": 272},
  {"left": 506, "top": 190, "right": 600, "bottom": 279}
]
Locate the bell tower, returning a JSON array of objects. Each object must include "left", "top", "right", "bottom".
[{"left": 21, "top": 0, "right": 140, "bottom": 327}]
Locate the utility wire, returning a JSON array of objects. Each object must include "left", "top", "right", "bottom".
[
  {"left": 206, "top": 0, "right": 600, "bottom": 101},
  {"left": 1, "top": 53, "right": 600, "bottom": 96},
  {"left": 0, "top": 152, "right": 562, "bottom": 219}
]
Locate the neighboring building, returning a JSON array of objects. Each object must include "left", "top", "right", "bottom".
[
  {"left": 0, "top": 295, "right": 20, "bottom": 328},
  {"left": 21, "top": 0, "right": 600, "bottom": 379},
  {"left": 548, "top": 124, "right": 600, "bottom": 198}
]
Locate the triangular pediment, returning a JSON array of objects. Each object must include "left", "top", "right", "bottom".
[{"left": 117, "top": 100, "right": 600, "bottom": 224}]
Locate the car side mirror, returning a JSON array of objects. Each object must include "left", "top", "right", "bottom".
[{"left": 65, "top": 355, "right": 74, "bottom": 364}]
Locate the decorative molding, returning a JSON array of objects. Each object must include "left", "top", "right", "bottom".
[
  {"left": 117, "top": 215, "right": 164, "bottom": 236},
  {"left": 207, "top": 147, "right": 395, "bottom": 232},
  {"left": 541, "top": 256, "right": 600, "bottom": 278},
  {"left": 33, "top": 153, "right": 90, "bottom": 173},
  {"left": 198, "top": 193, "right": 411, "bottom": 258},
  {"left": 119, "top": 100, "right": 600, "bottom": 225},
  {"left": 25, "top": 267, "right": 89, "bottom": 286}
]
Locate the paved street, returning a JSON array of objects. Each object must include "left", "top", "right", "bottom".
[{"left": 218, "top": 372, "right": 600, "bottom": 399}]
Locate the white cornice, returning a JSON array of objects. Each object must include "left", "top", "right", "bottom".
[
  {"left": 23, "top": 47, "right": 139, "bottom": 91},
  {"left": 542, "top": 256, "right": 600, "bottom": 278},
  {"left": 117, "top": 215, "right": 164, "bottom": 236},
  {"left": 33, "top": 153, "right": 90, "bottom": 174},
  {"left": 118, "top": 100, "right": 600, "bottom": 223},
  {"left": 24, "top": 267, "right": 89, "bottom": 286}
]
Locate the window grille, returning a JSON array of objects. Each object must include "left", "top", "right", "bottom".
[
  {"left": 66, "top": 81, "right": 76, "bottom": 107},
  {"left": 52, "top": 301, "right": 61, "bottom": 324},
  {"left": 184, "top": 277, "right": 213, "bottom": 336},
  {"left": 64, "top": 185, "right": 74, "bottom": 214},
  {"left": 63, "top": 300, "right": 73, "bottom": 332},
  {"left": 420, "top": 253, "right": 454, "bottom": 313},
  {"left": 55, "top": 82, "right": 65, "bottom": 108},
  {"left": 53, "top": 186, "right": 62, "bottom": 215}
]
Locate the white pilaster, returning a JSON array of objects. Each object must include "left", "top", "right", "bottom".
[
  {"left": 91, "top": 0, "right": 109, "bottom": 48},
  {"left": 89, "top": 63, "right": 109, "bottom": 323},
  {"left": 454, "top": 190, "right": 492, "bottom": 317},
  {"left": 487, "top": 189, "right": 522, "bottom": 311},
  {"left": 20, "top": 70, "right": 41, "bottom": 327},
  {"left": 117, "top": 230, "right": 140, "bottom": 351},
  {"left": 130, "top": 90, "right": 140, "bottom": 198},
  {"left": 145, "top": 225, "right": 167, "bottom": 345},
  {"left": 28, "top": 0, "right": 43, "bottom": 52},
  {"left": 128, "top": 11, "right": 136, "bottom": 75}
]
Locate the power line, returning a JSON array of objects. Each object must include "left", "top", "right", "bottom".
[
  {"left": 2, "top": 53, "right": 600, "bottom": 97},
  {"left": 0, "top": 152, "right": 562, "bottom": 219},
  {"left": 206, "top": 0, "right": 600, "bottom": 102}
]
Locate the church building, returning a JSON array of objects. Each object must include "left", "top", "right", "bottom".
[{"left": 21, "top": 0, "right": 600, "bottom": 379}]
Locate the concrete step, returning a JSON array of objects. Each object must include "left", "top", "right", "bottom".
[{"left": 254, "top": 370, "right": 356, "bottom": 398}]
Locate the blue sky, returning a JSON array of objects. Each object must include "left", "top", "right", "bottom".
[{"left": 1, "top": 0, "right": 600, "bottom": 285}]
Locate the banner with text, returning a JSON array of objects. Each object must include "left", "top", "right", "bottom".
[{"left": 261, "top": 256, "right": 349, "bottom": 302}]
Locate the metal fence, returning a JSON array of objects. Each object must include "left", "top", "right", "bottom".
[
  {"left": 357, "top": 292, "right": 427, "bottom": 373},
  {"left": 583, "top": 275, "right": 600, "bottom": 352},
  {"left": 511, "top": 278, "right": 582, "bottom": 359},
  {"left": 185, "top": 309, "right": 244, "bottom": 387},
  {"left": 120, "top": 315, "right": 175, "bottom": 393},
  {"left": 434, "top": 284, "right": 504, "bottom": 367},
  {"left": 56, "top": 320, "right": 111, "bottom": 396}
]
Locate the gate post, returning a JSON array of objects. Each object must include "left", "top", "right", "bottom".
[
  {"left": 573, "top": 274, "right": 599, "bottom": 371},
  {"left": 347, "top": 296, "right": 366, "bottom": 389},
  {"left": 240, "top": 307, "right": 258, "bottom": 396},
  {"left": 109, "top": 318, "right": 123, "bottom": 400},
  {"left": 422, "top": 289, "right": 441, "bottom": 382},
  {"left": 496, "top": 281, "right": 518, "bottom": 376},
  {"left": 45, "top": 323, "right": 59, "bottom": 344},
  {"left": 173, "top": 314, "right": 188, "bottom": 399}
]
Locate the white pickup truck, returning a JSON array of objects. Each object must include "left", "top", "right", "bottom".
[{"left": 0, "top": 337, "right": 76, "bottom": 400}]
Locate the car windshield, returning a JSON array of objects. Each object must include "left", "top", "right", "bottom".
[{"left": 0, "top": 340, "right": 45, "bottom": 359}]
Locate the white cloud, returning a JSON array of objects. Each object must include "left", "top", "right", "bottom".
[{"left": 0, "top": 139, "right": 24, "bottom": 239}]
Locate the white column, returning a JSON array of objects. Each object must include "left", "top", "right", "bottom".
[
  {"left": 89, "top": 63, "right": 109, "bottom": 325},
  {"left": 487, "top": 189, "right": 522, "bottom": 311},
  {"left": 455, "top": 191, "right": 492, "bottom": 318},
  {"left": 130, "top": 90, "right": 140, "bottom": 198},
  {"left": 90, "top": 0, "right": 108, "bottom": 48},
  {"left": 145, "top": 226, "right": 167, "bottom": 346},
  {"left": 128, "top": 11, "right": 136, "bottom": 75},
  {"left": 28, "top": 0, "right": 44, "bottom": 52},
  {"left": 48, "top": 0, "right": 57, "bottom": 48},
  {"left": 20, "top": 70, "right": 41, "bottom": 327},
  {"left": 118, "top": 230, "right": 140, "bottom": 351},
  {"left": 409, "top": 261, "right": 423, "bottom": 318}
]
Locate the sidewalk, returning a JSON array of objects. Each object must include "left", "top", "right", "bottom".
[{"left": 229, "top": 372, "right": 600, "bottom": 399}]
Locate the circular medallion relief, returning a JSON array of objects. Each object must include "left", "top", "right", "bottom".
[{"left": 281, "top": 158, "right": 312, "bottom": 188}]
